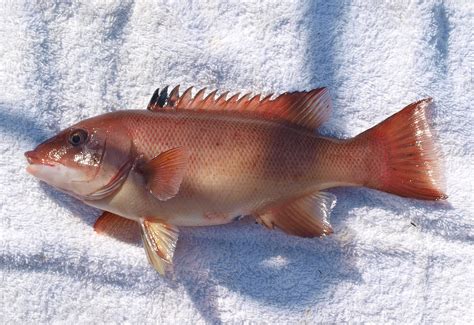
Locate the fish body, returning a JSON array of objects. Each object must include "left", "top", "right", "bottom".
[
  {"left": 25, "top": 86, "right": 447, "bottom": 274},
  {"left": 85, "top": 109, "right": 360, "bottom": 226}
]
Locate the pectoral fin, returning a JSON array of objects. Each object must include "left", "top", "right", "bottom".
[
  {"left": 256, "top": 191, "right": 336, "bottom": 238},
  {"left": 143, "top": 147, "right": 190, "bottom": 201},
  {"left": 140, "top": 218, "right": 179, "bottom": 275}
]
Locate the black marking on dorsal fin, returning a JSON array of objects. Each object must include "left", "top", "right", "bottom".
[{"left": 147, "top": 86, "right": 169, "bottom": 111}]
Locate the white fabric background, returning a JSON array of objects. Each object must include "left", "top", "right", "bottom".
[{"left": 1, "top": 1, "right": 473, "bottom": 323}]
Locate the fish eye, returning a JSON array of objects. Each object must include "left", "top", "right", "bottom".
[{"left": 68, "top": 129, "right": 88, "bottom": 147}]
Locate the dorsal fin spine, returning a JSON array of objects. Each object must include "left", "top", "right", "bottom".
[
  {"left": 180, "top": 87, "right": 194, "bottom": 108},
  {"left": 227, "top": 93, "right": 239, "bottom": 107},
  {"left": 243, "top": 94, "right": 257, "bottom": 111},
  {"left": 215, "top": 91, "right": 229, "bottom": 108},
  {"left": 168, "top": 85, "right": 180, "bottom": 107},
  {"left": 247, "top": 95, "right": 261, "bottom": 111},
  {"left": 235, "top": 93, "right": 251, "bottom": 110},
  {"left": 202, "top": 90, "right": 217, "bottom": 107},
  {"left": 192, "top": 88, "right": 206, "bottom": 106}
]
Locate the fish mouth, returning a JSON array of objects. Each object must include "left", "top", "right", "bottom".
[{"left": 24, "top": 150, "right": 57, "bottom": 175}]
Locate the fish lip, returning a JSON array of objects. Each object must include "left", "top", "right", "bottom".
[
  {"left": 25, "top": 150, "right": 39, "bottom": 164},
  {"left": 26, "top": 161, "right": 61, "bottom": 178},
  {"left": 24, "top": 150, "right": 55, "bottom": 167}
]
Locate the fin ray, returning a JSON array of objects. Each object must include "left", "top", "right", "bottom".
[
  {"left": 140, "top": 219, "right": 179, "bottom": 275},
  {"left": 257, "top": 191, "right": 335, "bottom": 238},
  {"left": 143, "top": 147, "right": 190, "bottom": 201},
  {"left": 359, "top": 98, "right": 447, "bottom": 200},
  {"left": 94, "top": 211, "right": 140, "bottom": 243}
]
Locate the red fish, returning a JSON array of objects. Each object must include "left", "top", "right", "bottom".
[{"left": 25, "top": 86, "right": 447, "bottom": 274}]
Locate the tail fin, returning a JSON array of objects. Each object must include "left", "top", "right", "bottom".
[{"left": 357, "top": 98, "right": 447, "bottom": 200}]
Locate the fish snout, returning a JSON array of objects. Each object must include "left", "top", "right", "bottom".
[
  {"left": 24, "top": 150, "right": 54, "bottom": 176},
  {"left": 25, "top": 150, "right": 41, "bottom": 164}
]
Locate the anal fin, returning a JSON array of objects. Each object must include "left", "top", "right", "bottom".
[
  {"left": 140, "top": 218, "right": 179, "bottom": 275},
  {"left": 256, "top": 191, "right": 336, "bottom": 238}
]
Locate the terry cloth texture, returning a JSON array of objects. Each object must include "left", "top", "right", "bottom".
[{"left": 0, "top": 1, "right": 473, "bottom": 324}]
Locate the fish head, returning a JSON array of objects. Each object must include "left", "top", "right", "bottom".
[{"left": 25, "top": 115, "right": 134, "bottom": 200}]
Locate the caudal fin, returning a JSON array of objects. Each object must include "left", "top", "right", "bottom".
[{"left": 357, "top": 98, "right": 447, "bottom": 200}]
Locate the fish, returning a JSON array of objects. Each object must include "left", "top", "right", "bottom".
[{"left": 25, "top": 86, "right": 447, "bottom": 275}]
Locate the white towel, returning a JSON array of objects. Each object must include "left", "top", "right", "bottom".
[{"left": 1, "top": 1, "right": 472, "bottom": 323}]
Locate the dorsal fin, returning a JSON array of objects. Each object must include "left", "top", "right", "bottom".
[{"left": 147, "top": 86, "right": 332, "bottom": 130}]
